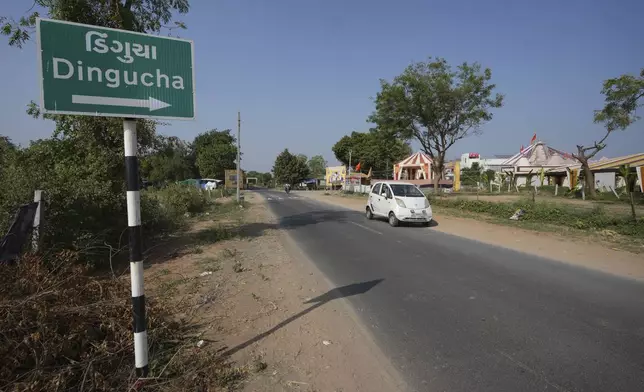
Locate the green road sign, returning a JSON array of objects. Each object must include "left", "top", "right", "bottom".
[{"left": 37, "top": 18, "right": 195, "bottom": 120}]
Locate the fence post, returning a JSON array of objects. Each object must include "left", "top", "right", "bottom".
[
  {"left": 555, "top": 184, "right": 558, "bottom": 196},
  {"left": 32, "top": 190, "right": 44, "bottom": 252}
]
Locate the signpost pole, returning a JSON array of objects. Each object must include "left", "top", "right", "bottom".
[
  {"left": 237, "top": 111, "right": 241, "bottom": 203},
  {"left": 36, "top": 18, "right": 198, "bottom": 377},
  {"left": 124, "top": 119, "right": 148, "bottom": 377}
]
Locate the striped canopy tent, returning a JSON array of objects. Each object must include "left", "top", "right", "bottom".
[{"left": 393, "top": 152, "right": 433, "bottom": 180}]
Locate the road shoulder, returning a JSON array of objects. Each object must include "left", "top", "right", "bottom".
[
  {"left": 146, "top": 192, "right": 407, "bottom": 392},
  {"left": 297, "top": 191, "right": 644, "bottom": 281}
]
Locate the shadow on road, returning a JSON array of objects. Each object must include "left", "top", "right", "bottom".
[
  {"left": 239, "top": 208, "right": 438, "bottom": 238},
  {"left": 219, "top": 279, "right": 384, "bottom": 357}
]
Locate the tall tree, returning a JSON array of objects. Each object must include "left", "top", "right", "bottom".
[
  {"left": 332, "top": 129, "right": 411, "bottom": 176},
  {"left": 140, "top": 135, "right": 196, "bottom": 184},
  {"left": 193, "top": 129, "right": 237, "bottom": 180},
  {"left": 308, "top": 155, "right": 327, "bottom": 178},
  {"left": 575, "top": 68, "right": 644, "bottom": 197},
  {"left": 368, "top": 57, "right": 504, "bottom": 189},
  {"left": 259, "top": 172, "right": 273, "bottom": 186},
  {"left": 272, "top": 149, "right": 310, "bottom": 186}
]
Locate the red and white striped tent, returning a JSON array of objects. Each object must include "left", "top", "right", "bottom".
[{"left": 393, "top": 152, "right": 433, "bottom": 180}]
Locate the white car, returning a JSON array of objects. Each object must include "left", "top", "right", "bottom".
[
  {"left": 365, "top": 181, "right": 433, "bottom": 227},
  {"left": 200, "top": 178, "right": 223, "bottom": 190}
]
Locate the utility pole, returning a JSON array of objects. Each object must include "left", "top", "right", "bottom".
[
  {"left": 347, "top": 150, "right": 352, "bottom": 191},
  {"left": 236, "top": 111, "right": 241, "bottom": 203}
]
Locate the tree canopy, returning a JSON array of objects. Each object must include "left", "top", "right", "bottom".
[
  {"left": 594, "top": 68, "right": 644, "bottom": 131},
  {"left": 460, "top": 162, "right": 482, "bottom": 186},
  {"left": 193, "top": 129, "right": 238, "bottom": 180},
  {"left": 272, "top": 149, "right": 310, "bottom": 185},
  {"left": 574, "top": 67, "right": 643, "bottom": 197},
  {"left": 332, "top": 129, "right": 411, "bottom": 176},
  {"left": 307, "top": 155, "right": 327, "bottom": 178},
  {"left": 368, "top": 57, "right": 503, "bottom": 188},
  {"left": 246, "top": 171, "right": 273, "bottom": 186},
  {"left": 140, "top": 135, "right": 196, "bottom": 185},
  {"left": 1, "top": 0, "right": 189, "bottom": 48}
]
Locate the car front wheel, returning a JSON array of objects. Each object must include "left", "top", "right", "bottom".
[
  {"left": 366, "top": 207, "right": 374, "bottom": 220},
  {"left": 388, "top": 212, "right": 399, "bottom": 227}
]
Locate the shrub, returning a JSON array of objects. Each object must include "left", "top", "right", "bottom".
[{"left": 148, "top": 183, "right": 208, "bottom": 219}]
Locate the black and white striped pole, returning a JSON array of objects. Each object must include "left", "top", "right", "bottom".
[{"left": 124, "top": 118, "right": 148, "bottom": 377}]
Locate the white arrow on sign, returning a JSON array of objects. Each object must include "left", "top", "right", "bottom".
[{"left": 71, "top": 95, "right": 171, "bottom": 112}]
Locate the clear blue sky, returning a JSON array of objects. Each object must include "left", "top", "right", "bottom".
[{"left": 1, "top": 0, "right": 643, "bottom": 171}]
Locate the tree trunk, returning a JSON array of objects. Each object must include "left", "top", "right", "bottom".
[
  {"left": 582, "top": 164, "right": 595, "bottom": 198},
  {"left": 432, "top": 156, "right": 444, "bottom": 194},
  {"left": 432, "top": 169, "right": 440, "bottom": 193},
  {"left": 576, "top": 148, "right": 596, "bottom": 198},
  {"left": 629, "top": 191, "right": 637, "bottom": 222}
]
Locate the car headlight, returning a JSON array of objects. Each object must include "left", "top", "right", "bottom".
[
  {"left": 395, "top": 198, "right": 406, "bottom": 208},
  {"left": 424, "top": 198, "right": 430, "bottom": 208}
]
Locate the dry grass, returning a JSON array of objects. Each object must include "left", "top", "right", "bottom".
[{"left": 0, "top": 250, "right": 247, "bottom": 391}]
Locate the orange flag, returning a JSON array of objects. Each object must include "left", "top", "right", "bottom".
[
  {"left": 530, "top": 133, "right": 537, "bottom": 144},
  {"left": 355, "top": 162, "right": 361, "bottom": 172}
]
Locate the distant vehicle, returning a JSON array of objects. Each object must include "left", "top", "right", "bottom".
[
  {"left": 200, "top": 178, "right": 222, "bottom": 190},
  {"left": 365, "top": 181, "right": 433, "bottom": 227}
]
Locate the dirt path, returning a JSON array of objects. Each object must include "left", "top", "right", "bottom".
[
  {"left": 146, "top": 193, "right": 407, "bottom": 392},
  {"left": 297, "top": 191, "right": 644, "bottom": 281}
]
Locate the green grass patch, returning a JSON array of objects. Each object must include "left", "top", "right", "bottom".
[{"left": 431, "top": 197, "right": 644, "bottom": 238}]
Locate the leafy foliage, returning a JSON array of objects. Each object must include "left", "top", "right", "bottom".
[
  {"left": 272, "top": 149, "right": 310, "bottom": 185},
  {"left": 147, "top": 183, "right": 207, "bottom": 220},
  {"left": 246, "top": 171, "right": 273, "bottom": 186},
  {"left": 484, "top": 169, "right": 497, "bottom": 185},
  {"left": 193, "top": 129, "right": 238, "bottom": 180},
  {"left": 141, "top": 135, "right": 197, "bottom": 185},
  {"left": 594, "top": 68, "right": 644, "bottom": 131},
  {"left": 460, "top": 162, "right": 483, "bottom": 186},
  {"left": 368, "top": 57, "right": 503, "bottom": 185},
  {"left": 308, "top": 155, "right": 327, "bottom": 178},
  {"left": 0, "top": 118, "right": 157, "bottom": 250},
  {"left": 575, "top": 67, "right": 644, "bottom": 197},
  {"left": 332, "top": 129, "right": 411, "bottom": 175},
  {"left": 1, "top": 0, "right": 190, "bottom": 48}
]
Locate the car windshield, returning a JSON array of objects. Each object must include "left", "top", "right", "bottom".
[{"left": 390, "top": 184, "right": 424, "bottom": 197}]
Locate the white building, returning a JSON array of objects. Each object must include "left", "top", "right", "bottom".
[{"left": 459, "top": 153, "right": 510, "bottom": 172}]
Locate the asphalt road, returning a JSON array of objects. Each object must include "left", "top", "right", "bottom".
[{"left": 258, "top": 189, "right": 644, "bottom": 392}]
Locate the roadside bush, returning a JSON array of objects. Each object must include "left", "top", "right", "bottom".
[
  {"left": 148, "top": 183, "right": 209, "bottom": 219},
  {"left": 431, "top": 198, "right": 644, "bottom": 237}
]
